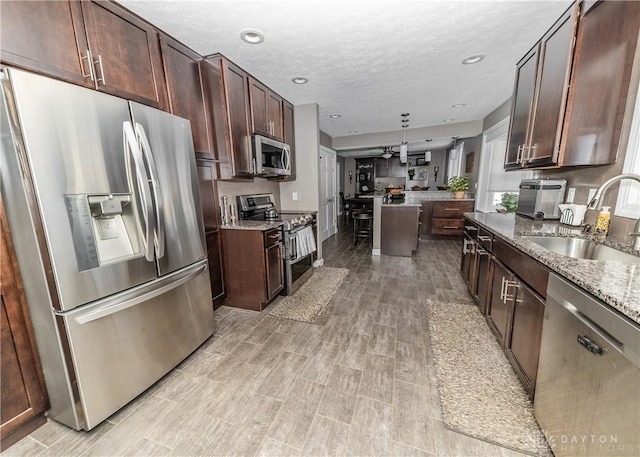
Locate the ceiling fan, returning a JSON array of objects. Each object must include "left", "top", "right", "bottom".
[{"left": 381, "top": 147, "right": 394, "bottom": 160}]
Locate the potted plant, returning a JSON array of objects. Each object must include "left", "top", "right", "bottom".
[
  {"left": 408, "top": 168, "right": 415, "bottom": 180},
  {"left": 499, "top": 192, "right": 519, "bottom": 213},
  {"left": 447, "top": 176, "right": 469, "bottom": 199}
]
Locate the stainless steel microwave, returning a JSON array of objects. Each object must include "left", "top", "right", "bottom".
[{"left": 253, "top": 134, "right": 291, "bottom": 177}]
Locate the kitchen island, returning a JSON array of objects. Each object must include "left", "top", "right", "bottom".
[{"left": 365, "top": 191, "right": 475, "bottom": 256}]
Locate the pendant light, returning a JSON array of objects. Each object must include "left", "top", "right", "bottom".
[
  {"left": 424, "top": 139, "right": 432, "bottom": 163},
  {"left": 400, "top": 113, "right": 409, "bottom": 163},
  {"left": 381, "top": 147, "right": 393, "bottom": 160}
]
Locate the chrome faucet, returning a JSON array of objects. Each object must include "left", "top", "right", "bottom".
[{"left": 588, "top": 173, "right": 640, "bottom": 252}]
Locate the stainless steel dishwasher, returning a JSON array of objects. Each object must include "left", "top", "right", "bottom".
[{"left": 534, "top": 274, "right": 640, "bottom": 457}]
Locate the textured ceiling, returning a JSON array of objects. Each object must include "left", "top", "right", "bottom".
[{"left": 119, "top": 0, "right": 572, "bottom": 152}]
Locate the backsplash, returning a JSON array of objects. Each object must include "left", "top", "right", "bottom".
[
  {"left": 540, "top": 160, "right": 636, "bottom": 241},
  {"left": 216, "top": 178, "right": 281, "bottom": 210}
]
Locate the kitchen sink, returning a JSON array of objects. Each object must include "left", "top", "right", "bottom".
[{"left": 523, "top": 236, "right": 640, "bottom": 264}]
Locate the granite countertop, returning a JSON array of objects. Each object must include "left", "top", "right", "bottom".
[
  {"left": 220, "top": 220, "right": 283, "bottom": 231},
  {"left": 465, "top": 212, "right": 640, "bottom": 324}
]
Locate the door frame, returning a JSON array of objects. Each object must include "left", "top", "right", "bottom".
[{"left": 319, "top": 145, "right": 337, "bottom": 241}]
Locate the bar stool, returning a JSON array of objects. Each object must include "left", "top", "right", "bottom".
[{"left": 352, "top": 211, "right": 372, "bottom": 249}]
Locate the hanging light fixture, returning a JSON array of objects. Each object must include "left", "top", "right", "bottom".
[
  {"left": 400, "top": 113, "right": 409, "bottom": 163},
  {"left": 450, "top": 136, "right": 459, "bottom": 159},
  {"left": 381, "top": 147, "right": 393, "bottom": 160},
  {"left": 425, "top": 139, "right": 432, "bottom": 162}
]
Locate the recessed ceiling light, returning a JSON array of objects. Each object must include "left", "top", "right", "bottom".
[
  {"left": 330, "top": 114, "right": 341, "bottom": 118},
  {"left": 462, "top": 54, "right": 485, "bottom": 65},
  {"left": 292, "top": 77, "right": 309, "bottom": 84},
  {"left": 452, "top": 103, "right": 466, "bottom": 108},
  {"left": 349, "top": 130, "right": 358, "bottom": 134},
  {"left": 240, "top": 29, "right": 264, "bottom": 44},
  {"left": 443, "top": 118, "right": 455, "bottom": 122}
]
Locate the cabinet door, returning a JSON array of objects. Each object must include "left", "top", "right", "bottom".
[
  {"left": 487, "top": 259, "right": 514, "bottom": 347},
  {"left": 507, "top": 281, "right": 545, "bottom": 398},
  {"left": 80, "top": 1, "right": 168, "bottom": 110},
  {"left": 1, "top": 203, "right": 48, "bottom": 449},
  {"left": 526, "top": 4, "right": 577, "bottom": 167},
  {"left": 265, "top": 243, "right": 284, "bottom": 300},
  {"left": 282, "top": 100, "right": 296, "bottom": 180},
  {"left": 248, "top": 77, "right": 269, "bottom": 137},
  {"left": 205, "top": 231, "right": 225, "bottom": 304},
  {"left": 474, "top": 248, "right": 491, "bottom": 315},
  {"left": 419, "top": 202, "right": 430, "bottom": 235},
  {"left": 559, "top": 0, "right": 640, "bottom": 166},
  {"left": 505, "top": 46, "right": 539, "bottom": 169},
  {"left": 268, "top": 92, "right": 284, "bottom": 141},
  {"left": 160, "top": 35, "right": 212, "bottom": 157},
  {"left": 461, "top": 235, "right": 474, "bottom": 287},
  {"left": 0, "top": 1, "right": 92, "bottom": 88},
  {"left": 222, "top": 59, "right": 253, "bottom": 176}
]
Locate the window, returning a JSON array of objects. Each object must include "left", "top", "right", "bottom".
[
  {"left": 615, "top": 79, "right": 640, "bottom": 219},
  {"left": 475, "top": 118, "right": 535, "bottom": 212}
]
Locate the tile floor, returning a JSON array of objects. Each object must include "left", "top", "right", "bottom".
[{"left": 3, "top": 223, "right": 530, "bottom": 457}]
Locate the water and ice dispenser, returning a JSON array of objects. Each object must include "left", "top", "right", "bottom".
[{"left": 65, "top": 194, "right": 143, "bottom": 271}]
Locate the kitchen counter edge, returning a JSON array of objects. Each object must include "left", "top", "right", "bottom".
[{"left": 464, "top": 212, "right": 640, "bottom": 325}]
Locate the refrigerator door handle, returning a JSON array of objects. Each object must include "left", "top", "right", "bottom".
[
  {"left": 123, "top": 121, "right": 155, "bottom": 262},
  {"left": 74, "top": 262, "right": 208, "bottom": 324},
  {"left": 135, "top": 123, "right": 165, "bottom": 259}
]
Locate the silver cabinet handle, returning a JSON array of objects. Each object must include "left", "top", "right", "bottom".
[
  {"left": 516, "top": 145, "right": 523, "bottom": 164},
  {"left": 443, "top": 226, "right": 458, "bottom": 229},
  {"left": 476, "top": 246, "right": 490, "bottom": 256},
  {"left": 81, "top": 49, "right": 95, "bottom": 81},
  {"left": 464, "top": 225, "right": 478, "bottom": 231},
  {"left": 252, "top": 158, "right": 257, "bottom": 174},
  {"left": 477, "top": 235, "right": 491, "bottom": 242},
  {"left": 500, "top": 277, "right": 507, "bottom": 302},
  {"left": 135, "top": 123, "right": 165, "bottom": 259},
  {"left": 123, "top": 121, "right": 155, "bottom": 262},
  {"left": 94, "top": 54, "right": 106, "bottom": 85}
]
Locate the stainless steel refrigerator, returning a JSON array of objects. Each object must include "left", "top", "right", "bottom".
[{"left": 0, "top": 67, "right": 214, "bottom": 430}]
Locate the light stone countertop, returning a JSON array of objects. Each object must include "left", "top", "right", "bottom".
[
  {"left": 220, "top": 220, "right": 283, "bottom": 231},
  {"left": 465, "top": 212, "right": 640, "bottom": 324}
]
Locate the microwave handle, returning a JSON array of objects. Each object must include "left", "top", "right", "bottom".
[{"left": 282, "top": 147, "right": 291, "bottom": 172}]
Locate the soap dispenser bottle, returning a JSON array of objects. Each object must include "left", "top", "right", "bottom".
[{"left": 594, "top": 206, "right": 611, "bottom": 237}]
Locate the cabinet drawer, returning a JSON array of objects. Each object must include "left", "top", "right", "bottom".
[
  {"left": 264, "top": 228, "right": 282, "bottom": 247},
  {"left": 492, "top": 238, "right": 549, "bottom": 298},
  {"left": 477, "top": 227, "right": 494, "bottom": 250},
  {"left": 431, "top": 218, "right": 465, "bottom": 236},
  {"left": 432, "top": 201, "right": 474, "bottom": 218}
]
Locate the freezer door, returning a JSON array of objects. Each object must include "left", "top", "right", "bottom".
[
  {"left": 2, "top": 68, "right": 157, "bottom": 311},
  {"left": 60, "top": 260, "right": 214, "bottom": 430},
  {"left": 129, "top": 102, "right": 207, "bottom": 276}
]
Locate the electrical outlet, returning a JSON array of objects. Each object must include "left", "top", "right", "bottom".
[
  {"left": 566, "top": 187, "right": 576, "bottom": 203},
  {"left": 292, "top": 192, "right": 298, "bottom": 201}
]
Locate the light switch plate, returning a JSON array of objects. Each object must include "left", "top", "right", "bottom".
[
  {"left": 566, "top": 188, "right": 576, "bottom": 203},
  {"left": 292, "top": 192, "right": 298, "bottom": 201}
]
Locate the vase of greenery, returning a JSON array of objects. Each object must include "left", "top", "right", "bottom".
[
  {"left": 408, "top": 168, "right": 415, "bottom": 180},
  {"left": 447, "top": 176, "right": 469, "bottom": 199}
]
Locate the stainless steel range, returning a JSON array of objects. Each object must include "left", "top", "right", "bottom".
[{"left": 237, "top": 194, "right": 317, "bottom": 295}]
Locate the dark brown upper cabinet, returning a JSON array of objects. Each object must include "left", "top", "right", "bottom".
[
  {"left": 557, "top": 0, "right": 640, "bottom": 166},
  {"left": 249, "top": 77, "right": 284, "bottom": 141},
  {"left": 0, "top": 1, "right": 168, "bottom": 110},
  {"left": 159, "top": 34, "right": 213, "bottom": 157},
  {"left": 505, "top": 2, "right": 579, "bottom": 170},
  {"left": 269, "top": 100, "right": 296, "bottom": 182},
  {"left": 0, "top": 1, "right": 91, "bottom": 88},
  {"left": 80, "top": 1, "right": 168, "bottom": 109},
  {"left": 201, "top": 55, "right": 253, "bottom": 178}
]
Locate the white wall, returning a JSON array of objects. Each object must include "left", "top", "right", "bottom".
[{"left": 280, "top": 103, "right": 322, "bottom": 258}]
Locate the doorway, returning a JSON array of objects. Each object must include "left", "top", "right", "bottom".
[{"left": 319, "top": 146, "right": 337, "bottom": 241}]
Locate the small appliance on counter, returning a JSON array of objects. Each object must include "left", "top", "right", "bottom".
[{"left": 516, "top": 179, "right": 566, "bottom": 220}]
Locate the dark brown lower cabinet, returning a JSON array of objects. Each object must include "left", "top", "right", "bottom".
[
  {"left": 221, "top": 228, "right": 284, "bottom": 311},
  {"left": 473, "top": 246, "right": 491, "bottom": 314},
  {"left": 487, "top": 258, "right": 514, "bottom": 347},
  {"left": 205, "top": 231, "right": 224, "bottom": 305},
  {"left": 1, "top": 202, "right": 48, "bottom": 451},
  {"left": 506, "top": 280, "right": 545, "bottom": 398}
]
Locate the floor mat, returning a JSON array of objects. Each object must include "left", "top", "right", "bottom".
[
  {"left": 267, "top": 267, "right": 348, "bottom": 323},
  {"left": 426, "top": 299, "right": 551, "bottom": 456}
]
